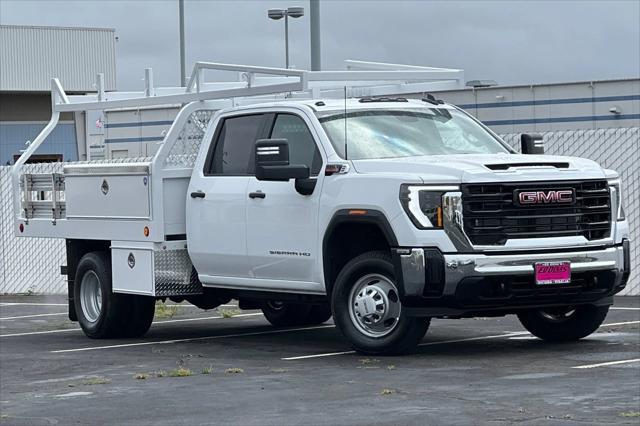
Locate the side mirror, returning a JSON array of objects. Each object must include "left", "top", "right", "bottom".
[
  {"left": 255, "top": 139, "right": 310, "bottom": 181},
  {"left": 521, "top": 133, "right": 544, "bottom": 154}
]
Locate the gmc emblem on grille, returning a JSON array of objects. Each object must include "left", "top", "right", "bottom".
[{"left": 515, "top": 189, "right": 575, "bottom": 205}]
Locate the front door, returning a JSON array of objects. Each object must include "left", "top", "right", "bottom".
[
  {"left": 187, "top": 113, "right": 268, "bottom": 281},
  {"left": 246, "top": 113, "right": 325, "bottom": 289}
]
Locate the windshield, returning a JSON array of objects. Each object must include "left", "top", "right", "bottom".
[{"left": 317, "top": 108, "right": 511, "bottom": 159}]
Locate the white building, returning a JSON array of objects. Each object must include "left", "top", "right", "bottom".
[{"left": 0, "top": 25, "right": 117, "bottom": 165}]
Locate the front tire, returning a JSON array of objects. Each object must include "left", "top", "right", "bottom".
[
  {"left": 74, "top": 251, "right": 128, "bottom": 339},
  {"left": 331, "top": 251, "right": 429, "bottom": 355},
  {"left": 517, "top": 305, "right": 609, "bottom": 342}
]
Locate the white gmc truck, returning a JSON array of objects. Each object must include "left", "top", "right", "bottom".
[{"left": 12, "top": 62, "right": 631, "bottom": 354}]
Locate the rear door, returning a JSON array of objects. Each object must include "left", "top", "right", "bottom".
[
  {"left": 186, "top": 113, "right": 269, "bottom": 281},
  {"left": 246, "top": 112, "right": 325, "bottom": 289}
]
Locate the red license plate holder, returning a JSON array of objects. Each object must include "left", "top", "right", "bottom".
[{"left": 534, "top": 261, "right": 571, "bottom": 285}]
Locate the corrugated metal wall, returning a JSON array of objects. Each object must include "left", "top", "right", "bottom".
[
  {"left": 0, "top": 25, "right": 116, "bottom": 92},
  {"left": 420, "top": 79, "right": 640, "bottom": 133}
]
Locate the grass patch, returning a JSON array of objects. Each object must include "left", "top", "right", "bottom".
[
  {"left": 83, "top": 376, "right": 111, "bottom": 385},
  {"left": 380, "top": 388, "right": 395, "bottom": 396},
  {"left": 359, "top": 358, "right": 380, "bottom": 365},
  {"left": 202, "top": 365, "right": 214, "bottom": 375},
  {"left": 154, "top": 301, "right": 179, "bottom": 319},
  {"left": 219, "top": 308, "right": 241, "bottom": 318},
  {"left": 620, "top": 412, "right": 640, "bottom": 418},
  {"left": 387, "top": 365, "right": 396, "bottom": 370},
  {"left": 155, "top": 370, "right": 167, "bottom": 378},
  {"left": 225, "top": 368, "right": 244, "bottom": 374},
  {"left": 134, "top": 373, "right": 149, "bottom": 380},
  {"left": 166, "top": 368, "right": 193, "bottom": 377}
]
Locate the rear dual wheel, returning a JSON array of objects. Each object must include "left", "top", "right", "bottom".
[
  {"left": 261, "top": 301, "right": 332, "bottom": 327},
  {"left": 74, "top": 251, "right": 155, "bottom": 339},
  {"left": 517, "top": 305, "right": 609, "bottom": 342}
]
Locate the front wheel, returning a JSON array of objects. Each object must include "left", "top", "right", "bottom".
[
  {"left": 331, "top": 251, "right": 429, "bottom": 355},
  {"left": 517, "top": 305, "right": 609, "bottom": 342}
]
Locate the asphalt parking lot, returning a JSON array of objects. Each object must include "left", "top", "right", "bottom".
[{"left": 0, "top": 295, "right": 638, "bottom": 426}]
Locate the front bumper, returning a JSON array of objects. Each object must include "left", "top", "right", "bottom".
[{"left": 392, "top": 239, "right": 630, "bottom": 317}]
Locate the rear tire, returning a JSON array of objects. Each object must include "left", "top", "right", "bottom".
[
  {"left": 261, "top": 301, "right": 313, "bottom": 327},
  {"left": 517, "top": 305, "right": 609, "bottom": 342},
  {"left": 74, "top": 251, "right": 128, "bottom": 339},
  {"left": 307, "top": 304, "right": 332, "bottom": 325},
  {"left": 331, "top": 251, "right": 429, "bottom": 355},
  {"left": 123, "top": 295, "right": 155, "bottom": 338}
]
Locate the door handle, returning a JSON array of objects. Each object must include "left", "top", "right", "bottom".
[
  {"left": 249, "top": 191, "right": 266, "bottom": 199},
  {"left": 190, "top": 191, "right": 205, "bottom": 199}
]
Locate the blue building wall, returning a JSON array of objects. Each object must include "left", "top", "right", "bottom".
[{"left": 0, "top": 122, "right": 77, "bottom": 165}]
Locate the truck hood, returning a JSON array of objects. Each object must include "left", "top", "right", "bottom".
[{"left": 351, "top": 154, "right": 608, "bottom": 183}]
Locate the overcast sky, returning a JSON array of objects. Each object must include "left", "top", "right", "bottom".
[{"left": 1, "top": 0, "right": 639, "bottom": 90}]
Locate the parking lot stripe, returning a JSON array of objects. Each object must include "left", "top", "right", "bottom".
[
  {"left": 610, "top": 307, "right": 640, "bottom": 311},
  {"left": 0, "top": 329, "right": 79, "bottom": 338},
  {"left": 0, "top": 313, "right": 264, "bottom": 338},
  {"left": 572, "top": 358, "right": 640, "bottom": 369},
  {"left": 0, "top": 312, "right": 67, "bottom": 320},
  {"left": 50, "top": 324, "right": 335, "bottom": 353},
  {"left": 0, "top": 303, "right": 67, "bottom": 306},
  {"left": 599, "top": 320, "right": 640, "bottom": 327},
  {"left": 282, "top": 331, "right": 530, "bottom": 360}
]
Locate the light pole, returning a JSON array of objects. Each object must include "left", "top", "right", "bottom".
[{"left": 268, "top": 7, "right": 304, "bottom": 69}]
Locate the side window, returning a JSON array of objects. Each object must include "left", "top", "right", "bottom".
[
  {"left": 208, "top": 114, "right": 264, "bottom": 175},
  {"left": 270, "top": 114, "right": 322, "bottom": 175}
]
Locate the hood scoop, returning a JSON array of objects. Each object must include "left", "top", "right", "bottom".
[{"left": 485, "top": 162, "right": 570, "bottom": 171}]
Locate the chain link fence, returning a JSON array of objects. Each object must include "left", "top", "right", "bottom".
[{"left": 1, "top": 127, "right": 638, "bottom": 295}]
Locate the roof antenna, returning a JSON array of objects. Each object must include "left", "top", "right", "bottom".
[{"left": 344, "top": 86, "right": 348, "bottom": 160}]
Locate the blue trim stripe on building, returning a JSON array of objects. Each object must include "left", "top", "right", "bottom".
[
  {"left": 104, "top": 120, "right": 174, "bottom": 129},
  {"left": 483, "top": 113, "right": 640, "bottom": 127},
  {"left": 104, "top": 136, "right": 165, "bottom": 144},
  {"left": 458, "top": 94, "right": 640, "bottom": 110}
]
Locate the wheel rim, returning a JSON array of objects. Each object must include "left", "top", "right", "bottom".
[
  {"left": 539, "top": 306, "right": 576, "bottom": 322},
  {"left": 348, "top": 273, "right": 401, "bottom": 338},
  {"left": 80, "top": 270, "right": 103, "bottom": 323}
]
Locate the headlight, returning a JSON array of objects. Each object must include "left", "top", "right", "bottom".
[
  {"left": 608, "top": 179, "right": 626, "bottom": 221},
  {"left": 400, "top": 184, "right": 459, "bottom": 229}
]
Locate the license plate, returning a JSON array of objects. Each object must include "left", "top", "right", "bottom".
[{"left": 534, "top": 261, "right": 571, "bottom": 285}]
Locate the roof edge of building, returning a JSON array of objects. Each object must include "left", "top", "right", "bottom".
[{"left": 0, "top": 24, "right": 115, "bottom": 32}]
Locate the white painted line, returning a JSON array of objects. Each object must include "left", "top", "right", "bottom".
[
  {"left": 282, "top": 322, "right": 640, "bottom": 361},
  {"left": 600, "top": 320, "right": 640, "bottom": 327},
  {"left": 283, "top": 349, "right": 352, "bottom": 360},
  {"left": 0, "top": 303, "right": 67, "bottom": 306},
  {"left": 0, "top": 312, "right": 66, "bottom": 321},
  {"left": 51, "top": 325, "right": 335, "bottom": 353},
  {"left": 572, "top": 358, "right": 640, "bottom": 369},
  {"left": 0, "top": 312, "right": 263, "bottom": 338},
  {"left": 419, "top": 331, "right": 529, "bottom": 346},
  {"left": 610, "top": 307, "right": 640, "bottom": 311},
  {"left": 150, "top": 313, "right": 262, "bottom": 324},
  {"left": 282, "top": 331, "right": 529, "bottom": 361},
  {"left": 0, "top": 328, "right": 79, "bottom": 338}
]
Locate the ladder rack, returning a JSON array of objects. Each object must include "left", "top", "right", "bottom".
[{"left": 10, "top": 60, "right": 464, "bottom": 227}]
